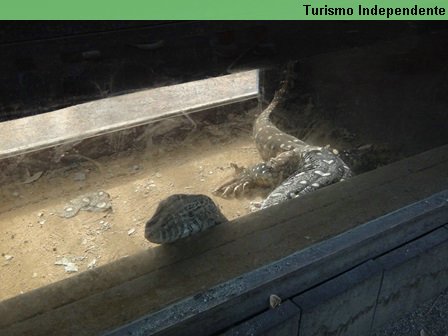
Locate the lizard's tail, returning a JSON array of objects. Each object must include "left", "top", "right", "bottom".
[{"left": 257, "top": 61, "right": 296, "bottom": 122}]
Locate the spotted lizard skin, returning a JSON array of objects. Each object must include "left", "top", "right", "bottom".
[
  {"left": 214, "top": 69, "right": 352, "bottom": 209},
  {"left": 145, "top": 65, "right": 352, "bottom": 244},
  {"left": 145, "top": 194, "right": 227, "bottom": 244}
]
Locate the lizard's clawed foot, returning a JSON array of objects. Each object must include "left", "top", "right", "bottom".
[{"left": 213, "top": 164, "right": 254, "bottom": 199}]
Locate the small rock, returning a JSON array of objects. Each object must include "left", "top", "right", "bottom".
[
  {"left": 269, "top": 294, "right": 282, "bottom": 309},
  {"left": 64, "top": 263, "right": 78, "bottom": 273},
  {"left": 87, "top": 259, "right": 97, "bottom": 269},
  {"left": 155, "top": 172, "right": 162, "bottom": 178},
  {"left": 55, "top": 257, "right": 70, "bottom": 266},
  {"left": 96, "top": 202, "right": 107, "bottom": 208},
  {"left": 4, "top": 255, "right": 13, "bottom": 261},
  {"left": 38, "top": 212, "right": 44, "bottom": 217},
  {"left": 200, "top": 178, "right": 205, "bottom": 182},
  {"left": 12, "top": 191, "right": 20, "bottom": 197},
  {"left": 101, "top": 221, "right": 111, "bottom": 230},
  {"left": 38, "top": 219, "right": 46, "bottom": 225},
  {"left": 32, "top": 272, "right": 38, "bottom": 278},
  {"left": 128, "top": 228, "right": 136, "bottom": 236}
]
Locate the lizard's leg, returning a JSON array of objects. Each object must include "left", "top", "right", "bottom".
[
  {"left": 213, "top": 162, "right": 279, "bottom": 198},
  {"left": 213, "top": 150, "right": 300, "bottom": 199},
  {"left": 260, "top": 149, "right": 351, "bottom": 209}
]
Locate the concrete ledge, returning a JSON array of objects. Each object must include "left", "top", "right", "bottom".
[
  {"left": 104, "top": 190, "right": 448, "bottom": 336},
  {"left": 293, "top": 261, "right": 382, "bottom": 336},
  {"left": 220, "top": 300, "right": 300, "bottom": 336},
  {"left": 371, "top": 227, "right": 448, "bottom": 330}
]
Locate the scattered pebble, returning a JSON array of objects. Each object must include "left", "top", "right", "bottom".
[
  {"left": 55, "top": 257, "right": 70, "bottom": 266},
  {"left": 200, "top": 178, "right": 205, "bottom": 182},
  {"left": 87, "top": 259, "right": 97, "bottom": 269},
  {"left": 38, "top": 212, "right": 44, "bottom": 217},
  {"left": 269, "top": 294, "right": 282, "bottom": 309},
  {"left": 32, "top": 272, "right": 38, "bottom": 278},
  {"left": 55, "top": 257, "right": 79, "bottom": 273},
  {"left": 128, "top": 228, "right": 136, "bottom": 236},
  {"left": 64, "top": 263, "right": 78, "bottom": 273},
  {"left": 155, "top": 172, "right": 162, "bottom": 178},
  {"left": 4, "top": 255, "right": 13, "bottom": 261},
  {"left": 59, "top": 190, "right": 112, "bottom": 218},
  {"left": 12, "top": 191, "right": 20, "bottom": 197},
  {"left": 100, "top": 221, "right": 111, "bottom": 230}
]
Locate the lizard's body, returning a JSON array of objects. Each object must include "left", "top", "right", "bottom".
[
  {"left": 145, "top": 68, "right": 352, "bottom": 244},
  {"left": 214, "top": 74, "right": 352, "bottom": 208}
]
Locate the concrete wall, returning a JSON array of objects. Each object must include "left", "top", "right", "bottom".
[{"left": 224, "top": 226, "right": 448, "bottom": 336}]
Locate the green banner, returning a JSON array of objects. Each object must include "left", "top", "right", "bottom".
[{"left": 0, "top": 0, "right": 446, "bottom": 19}]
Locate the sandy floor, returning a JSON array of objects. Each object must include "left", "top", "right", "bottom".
[{"left": 0, "top": 108, "right": 266, "bottom": 301}]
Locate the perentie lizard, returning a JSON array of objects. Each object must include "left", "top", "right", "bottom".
[
  {"left": 213, "top": 64, "right": 352, "bottom": 208},
  {"left": 145, "top": 64, "right": 352, "bottom": 244}
]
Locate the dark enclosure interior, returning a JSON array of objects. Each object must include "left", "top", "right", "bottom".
[{"left": 0, "top": 22, "right": 447, "bottom": 336}]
